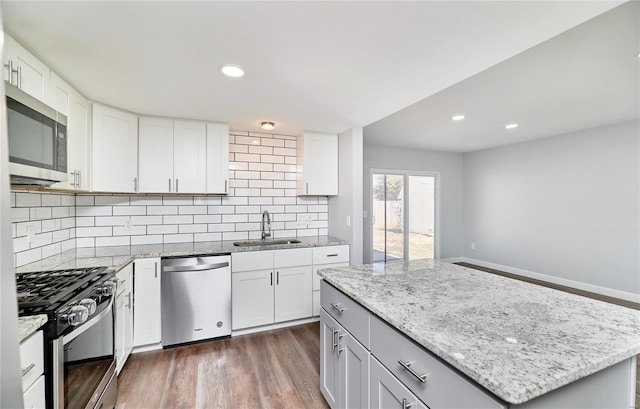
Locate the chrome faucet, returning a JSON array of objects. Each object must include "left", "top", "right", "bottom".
[{"left": 261, "top": 210, "right": 271, "bottom": 240}]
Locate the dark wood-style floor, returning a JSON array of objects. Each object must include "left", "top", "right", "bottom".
[{"left": 116, "top": 323, "right": 329, "bottom": 409}]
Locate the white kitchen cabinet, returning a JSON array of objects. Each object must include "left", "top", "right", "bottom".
[
  {"left": 115, "top": 262, "right": 134, "bottom": 374},
  {"left": 173, "top": 120, "right": 207, "bottom": 193},
  {"left": 206, "top": 122, "right": 229, "bottom": 194},
  {"left": 312, "top": 245, "right": 350, "bottom": 316},
  {"left": 50, "top": 73, "right": 90, "bottom": 191},
  {"left": 20, "top": 330, "right": 45, "bottom": 409},
  {"left": 92, "top": 104, "right": 138, "bottom": 192},
  {"left": 320, "top": 309, "right": 369, "bottom": 409},
  {"left": 231, "top": 249, "right": 312, "bottom": 330},
  {"left": 297, "top": 132, "right": 338, "bottom": 196},
  {"left": 138, "top": 117, "right": 174, "bottom": 193},
  {"left": 133, "top": 258, "right": 161, "bottom": 347},
  {"left": 370, "top": 357, "right": 419, "bottom": 409},
  {"left": 4, "top": 34, "right": 49, "bottom": 103}
]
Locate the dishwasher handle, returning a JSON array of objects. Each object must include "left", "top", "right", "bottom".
[{"left": 163, "top": 261, "right": 229, "bottom": 273}]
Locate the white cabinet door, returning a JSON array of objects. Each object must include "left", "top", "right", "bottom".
[
  {"left": 133, "top": 258, "right": 161, "bottom": 347},
  {"left": 5, "top": 34, "right": 49, "bottom": 103},
  {"left": 22, "top": 374, "right": 45, "bottom": 409},
  {"left": 340, "top": 330, "right": 369, "bottom": 409},
  {"left": 274, "top": 265, "right": 312, "bottom": 322},
  {"left": 138, "top": 117, "right": 174, "bottom": 193},
  {"left": 173, "top": 120, "right": 206, "bottom": 193},
  {"left": 320, "top": 309, "right": 340, "bottom": 409},
  {"left": 297, "top": 132, "right": 338, "bottom": 196},
  {"left": 370, "top": 357, "right": 418, "bottom": 409},
  {"left": 50, "top": 73, "right": 89, "bottom": 191},
  {"left": 232, "top": 269, "right": 275, "bottom": 330},
  {"left": 92, "top": 104, "right": 138, "bottom": 192},
  {"left": 206, "top": 122, "right": 229, "bottom": 194}
]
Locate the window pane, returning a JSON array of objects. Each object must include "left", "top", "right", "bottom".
[
  {"left": 408, "top": 175, "right": 435, "bottom": 259},
  {"left": 372, "top": 173, "right": 386, "bottom": 262},
  {"left": 385, "top": 175, "right": 404, "bottom": 260}
]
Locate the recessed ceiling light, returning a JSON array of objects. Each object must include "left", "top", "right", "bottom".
[
  {"left": 261, "top": 121, "right": 275, "bottom": 131},
  {"left": 452, "top": 115, "right": 465, "bottom": 121},
  {"left": 505, "top": 123, "right": 519, "bottom": 129},
  {"left": 219, "top": 64, "right": 245, "bottom": 78}
]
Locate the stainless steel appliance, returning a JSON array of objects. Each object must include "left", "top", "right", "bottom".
[
  {"left": 17, "top": 267, "right": 117, "bottom": 409},
  {"left": 161, "top": 255, "right": 231, "bottom": 347},
  {"left": 6, "top": 83, "right": 67, "bottom": 185}
]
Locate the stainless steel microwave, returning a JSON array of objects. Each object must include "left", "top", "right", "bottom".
[{"left": 6, "top": 83, "right": 67, "bottom": 185}]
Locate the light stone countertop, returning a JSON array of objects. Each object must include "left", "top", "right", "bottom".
[
  {"left": 16, "top": 236, "right": 348, "bottom": 274},
  {"left": 18, "top": 314, "right": 48, "bottom": 342},
  {"left": 317, "top": 259, "right": 640, "bottom": 405}
]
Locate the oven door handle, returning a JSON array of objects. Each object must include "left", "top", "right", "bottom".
[{"left": 62, "top": 296, "right": 114, "bottom": 345}]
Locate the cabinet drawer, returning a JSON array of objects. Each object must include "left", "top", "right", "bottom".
[
  {"left": 313, "top": 262, "right": 349, "bottom": 291},
  {"left": 313, "top": 245, "right": 349, "bottom": 265},
  {"left": 20, "top": 331, "right": 44, "bottom": 393},
  {"left": 274, "top": 248, "right": 312, "bottom": 268},
  {"left": 23, "top": 374, "right": 45, "bottom": 409},
  {"left": 321, "top": 280, "right": 369, "bottom": 348},
  {"left": 370, "top": 316, "right": 505, "bottom": 409},
  {"left": 232, "top": 251, "right": 273, "bottom": 272}
]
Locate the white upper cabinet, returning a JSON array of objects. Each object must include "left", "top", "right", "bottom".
[
  {"left": 138, "top": 117, "right": 174, "bottom": 193},
  {"left": 297, "top": 132, "right": 338, "bottom": 196},
  {"left": 173, "top": 120, "right": 207, "bottom": 194},
  {"left": 50, "top": 72, "right": 90, "bottom": 191},
  {"left": 91, "top": 104, "right": 138, "bottom": 192},
  {"left": 206, "top": 122, "right": 229, "bottom": 194},
  {"left": 4, "top": 34, "right": 50, "bottom": 103}
]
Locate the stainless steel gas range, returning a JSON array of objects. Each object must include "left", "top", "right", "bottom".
[{"left": 17, "top": 266, "right": 117, "bottom": 409}]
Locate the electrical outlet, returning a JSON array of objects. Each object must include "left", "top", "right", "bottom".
[{"left": 471, "top": 242, "right": 476, "bottom": 250}]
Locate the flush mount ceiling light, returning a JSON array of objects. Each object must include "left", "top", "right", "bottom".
[
  {"left": 452, "top": 115, "right": 465, "bottom": 121},
  {"left": 261, "top": 121, "right": 275, "bottom": 131},
  {"left": 505, "top": 123, "right": 519, "bottom": 129},
  {"left": 219, "top": 64, "right": 245, "bottom": 78}
]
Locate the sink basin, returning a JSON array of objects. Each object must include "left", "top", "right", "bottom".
[{"left": 233, "top": 239, "right": 302, "bottom": 247}]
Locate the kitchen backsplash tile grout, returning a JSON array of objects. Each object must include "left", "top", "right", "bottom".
[{"left": 10, "top": 131, "right": 329, "bottom": 269}]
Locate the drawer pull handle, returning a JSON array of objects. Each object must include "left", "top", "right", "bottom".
[
  {"left": 337, "top": 334, "right": 345, "bottom": 354},
  {"left": 330, "top": 303, "right": 345, "bottom": 313},
  {"left": 326, "top": 254, "right": 338, "bottom": 257},
  {"left": 332, "top": 327, "right": 339, "bottom": 351},
  {"left": 21, "top": 363, "right": 35, "bottom": 377},
  {"left": 402, "top": 398, "right": 413, "bottom": 409},
  {"left": 398, "top": 360, "right": 427, "bottom": 383}
]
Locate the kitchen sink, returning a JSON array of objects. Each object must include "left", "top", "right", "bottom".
[{"left": 233, "top": 239, "right": 302, "bottom": 247}]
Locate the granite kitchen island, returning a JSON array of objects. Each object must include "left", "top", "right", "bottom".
[{"left": 318, "top": 259, "right": 640, "bottom": 408}]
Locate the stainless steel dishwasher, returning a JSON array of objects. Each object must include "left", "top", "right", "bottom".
[{"left": 161, "top": 254, "right": 231, "bottom": 347}]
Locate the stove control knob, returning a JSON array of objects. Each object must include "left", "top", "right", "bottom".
[
  {"left": 62, "top": 305, "right": 89, "bottom": 326},
  {"left": 97, "top": 281, "right": 116, "bottom": 297},
  {"left": 78, "top": 298, "right": 97, "bottom": 315}
]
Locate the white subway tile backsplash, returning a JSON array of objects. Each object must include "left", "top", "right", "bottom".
[
  {"left": 52, "top": 229, "right": 70, "bottom": 242},
  {"left": 95, "top": 195, "right": 130, "bottom": 206},
  {"left": 132, "top": 215, "right": 163, "bottom": 225},
  {"left": 112, "top": 206, "right": 147, "bottom": 216},
  {"left": 163, "top": 215, "right": 193, "bottom": 225},
  {"left": 273, "top": 164, "right": 296, "bottom": 173},
  {"left": 235, "top": 205, "right": 261, "bottom": 214},
  {"left": 52, "top": 207, "right": 71, "bottom": 218},
  {"left": 234, "top": 188, "right": 261, "bottom": 197},
  {"left": 284, "top": 140, "right": 296, "bottom": 149},
  {"left": 236, "top": 135, "right": 262, "bottom": 145},
  {"left": 61, "top": 217, "right": 75, "bottom": 229},
  {"left": 13, "top": 237, "right": 29, "bottom": 253},
  {"left": 297, "top": 197, "right": 319, "bottom": 205},
  {"left": 95, "top": 216, "right": 129, "bottom": 226},
  {"left": 260, "top": 155, "right": 285, "bottom": 164},
  {"left": 16, "top": 248, "right": 42, "bottom": 266},
  {"left": 179, "top": 224, "right": 207, "bottom": 234},
  {"left": 221, "top": 197, "right": 248, "bottom": 206},
  {"left": 273, "top": 197, "right": 297, "bottom": 205},
  {"left": 32, "top": 232, "right": 54, "bottom": 248},
  {"left": 285, "top": 156, "right": 296, "bottom": 165},
  {"left": 42, "top": 243, "right": 62, "bottom": 259},
  {"left": 229, "top": 144, "right": 249, "bottom": 153},
  {"left": 42, "top": 219, "right": 61, "bottom": 232},
  {"left": 61, "top": 239, "right": 76, "bottom": 252},
  {"left": 229, "top": 179, "right": 249, "bottom": 188},
  {"left": 178, "top": 206, "right": 207, "bottom": 215},
  {"left": 148, "top": 225, "right": 178, "bottom": 235},
  {"left": 147, "top": 206, "right": 178, "bottom": 215},
  {"left": 222, "top": 214, "right": 248, "bottom": 223},
  {"left": 163, "top": 196, "right": 194, "bottom": 206},
  {"left": 308, "top": 205, "right": 329, "bottom": 213},
  {"left": 222, "top": 231, "right": 248, "bottom": 241},
  {"left": 273, "top": 181, "right": 296, "bottom": 189},
  {"left": 76, "top": 206, "right": 112, "bottom": 217},
  {"left": 249, "top": 145, "right": 273, "bottom": 155},
  {"left": 76, "top": 226, "right": 112, "bottom": 237},
  {"left": 249, "top": 163, "right": 273, "bottom": 172},
  {"left": 208, "top": 205, "right": 235, "bottom": 214},
  {"left": 273, "top": 147, "right": 295, "bottom": 156},
  {"left": 285, "top": 205, "right": 307, "bottom": 213},
  {"left": 75, "top": 195, "right": 95, "bottom": 206},
  {"left": 235, "top": 170, "right": 261, "bottom": 180},
  {"left": 131, "top": 235, "right": 163, "bottom": 245},
  {"left": 262, "top": 205, "right": 285, "bottom": 214},
  {"left": 61, "top": 195, "right": 75, "bottom": 206},
  {"left": 194, "top": 196, "right": 222, "bottom": 206},
  {"left": 249, "top": 180, "right": 273, "bottom": 189},
  {"left": 15, "top": 192, "right": 41, "bottom": 207},
  {"left": 131, "top": 196, "right": 163, "bottom": 206},
  {"left": 194, "top": 232, "right": 222, "bottom": 242},
  {"left": 113, "top": 226, "right": 146, "bottom": 236},
  {"left": 76, "top": 238, "right": 95, "bottom": 248},
  {"left": 42, "top": 194, "right": 62, "bottom": 207},
  {"left": 229, "top": 162, "right": 249, "bottom": 171},
  {"left": 96, "top": 236, "right": 130, "bottom": 247},
  {"left": 234, "top": 222, "right": 260, "bottom": 232},
  {"left": 235, "top": 153, "right": 261, "bottom": 163},
  {"left": 193, "top": 215, "right": 222, "bottom": 224},
  {"left": 16, "top": 221, "right": 42, "bottom": 237},
  {"left": 261, "top": 138, "right": 285, "bottom": 147},
  {"left": 30, "top": 207, "right": 52, "bottom": 220},
  {"left": 208, "top": 223, "right": 235, "bottom": 232},
  {"left": 249, "top": 197, "right": 273, "bottom": 205},
  {"left": 164, "top": 234, "right": 193, "bottom": 244}
]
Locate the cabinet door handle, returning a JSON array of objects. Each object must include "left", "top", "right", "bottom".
[
  {"left": 169, "top": 178, "right": 172, "bottom": 192},
  {"left": 133, "top": 177, "right": 137, "bottom": 192},
  {"left": 4, "top": 60, "right": 12, "bottom": 84},
  {"left": 306, "top": 182, "right": 309, "bottom": 194},
  {"left": 72, "top": 170, "right": 78, "bottom": 188},
  {"left": 398, "top": 360, "right": 427, "bottom": 383},
  {"left": 332, "top": 327, "right": 339, "bottom": 351},
  {"left": 224, "top": 179, "right": 227, "bottom": 193},
  {"left": 17, "top": 65, "right": 21, "bottom": 89},
  {"left": 176, "top": 178, "right": 179, "bottom": 193},
  {"left": 77, "top": 170, "right": 81, "bottom": 189},
  {"left": 337, "top": 333, "right": 345, "bottom": 354},
  {"left": 125, "top": 292, "right": 132, "bottom": 309},
  {"left": 402, "top": 398, "right": 413, "bottom": 409},
  {"left": 276, "top": 271, "right": 279, "bottom": 285},
  {"left": 326, "top": 254, "right": 338, "bottom": 257},
  {"left": 330, "top": 302, "right": 345, "bottom": 313},
  {"left": 154, "top": 262, "right": 158, "bottom": 278},
  {"left": 270, "top": 272, "right": 273, "bottom": 286},
  {"left": 21, "top": 363, "right": 35, "bottom": 377}
]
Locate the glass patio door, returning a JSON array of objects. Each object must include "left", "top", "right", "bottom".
[{"left": 372, "top": 171, "right": 437, "bottom": 262}]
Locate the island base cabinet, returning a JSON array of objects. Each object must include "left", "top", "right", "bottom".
[
  {"left": 370, "top": 357, "right": 423, "bottom": 409},
  {"left": 320, "top": 309, "right": 369, "bottom": 409}
]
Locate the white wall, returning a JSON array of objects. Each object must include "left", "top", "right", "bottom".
[
  {"left": 463, "top": 120, "right": 639, "bottom": 299},
  {"left": 363, "top": 145, "right": 464, "bottom": 262},
  {"left": 329, "top": 127, "right": 364, "bottom": 265}
]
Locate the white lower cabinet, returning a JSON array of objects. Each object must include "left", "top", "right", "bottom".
[
  {"left": 320, "top": 309, "right": 369, "bottom": 409},
  {"left": 115, "top": 262, "right": 134, "bottom": 373},
  {"left": 133, "top": 258, "right": 161, "bottom": 347},
  {"left": 231, "top": 249, "right": 312, "bottom": 330},
  {"left": 19, "top": 330, "right": 44, "bottom": 409}
]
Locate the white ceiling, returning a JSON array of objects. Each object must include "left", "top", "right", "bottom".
[{"left": 1, "top": 1, "right": 629, "bottom": 148}]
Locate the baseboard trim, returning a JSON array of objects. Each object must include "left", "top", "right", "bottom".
[
  {"left": 460, "top": 257, "right": 640, "bottom": 304},
  {"left": 232, "top": 316, "right": 320, "bottom": 337},
  {"left": 440, "top": 257, "right": 465, "bottom": 263}
]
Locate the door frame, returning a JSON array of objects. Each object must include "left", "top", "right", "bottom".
[{"left": 370, "top": 168, "right": 441, "bottom": 262}]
